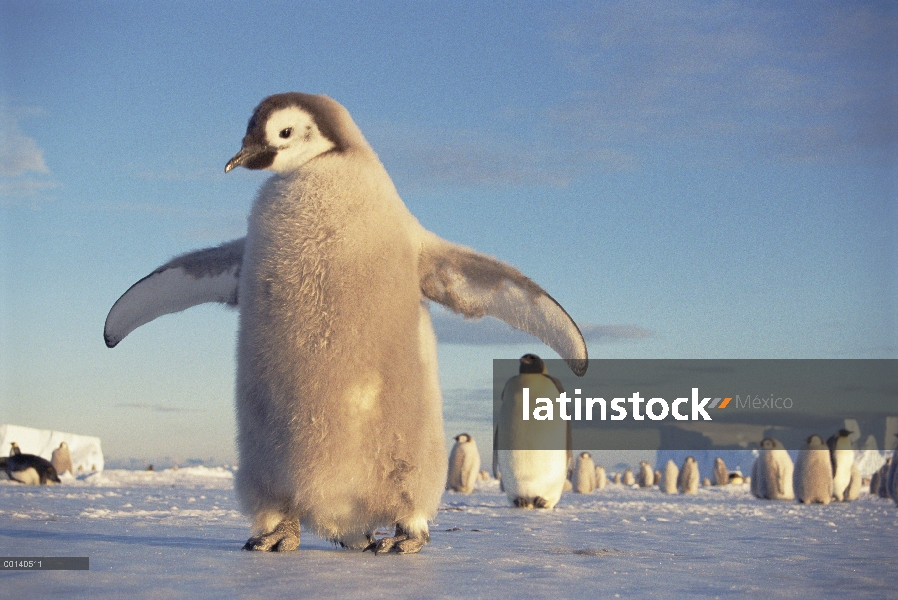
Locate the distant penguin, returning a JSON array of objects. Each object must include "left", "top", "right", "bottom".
[
  {"left": 104, "top": 93, "right": 589, "bottom": 553},
  {"left": 10, "top": 442, "right": 21, "bottom": 456},
  {"left": 827, "top": 429, "right": 855, "bottom": 502},
  {"left": 637, "top": 461, "right": 654, "bottom": 488},
  {"left": 446, "top": 433, "right": 480, "bottom": 494},
  {"left": 613, "top": 473, "right": 622, "bottom": 485},
  {"left": 877, "top": 458, "right": 891, "bottom": 499},
  {"left": 889, "top": 442, "right": 898, "bottom": 505},
  {"left": 653, "top": 470, "right": 662, "bottom": 486},
  {"left": 622, "top": 469, "right": 635, "bottom": 486},
  {"left": 870, "top": 469, "right": 881, "bottom": 495},
  {"left": 572, "top": 452, "right": 596, "bottom": 493},
  {"left": 51, "top": 442, "right": 73, "bottom": 476},
  {"left": 752, "top": 438, "right": 794, "bottom": 500},
  {"left": 677, "top": 457, "right": 698, "bottom": 494},
  {"left": 5, "top": 454, "right": 60, "bottom": 485},
  {"left": 793, "top": 435, "right": 833, "bottom": 505},
  {"left": 712, "top": 457, "right": 728, "bottom": 486},
  {"left": 661, "top": 459, "right": 679, "bottom": 494},
  {"left": 595, "top": 465, "right": 607, "bottom": 491},
  {"left": 495, "top": 354, "right": 572, "bottom": 509},
  {"left": 701, "top": 477, "right": 711, "bottom": 487},
  {"left": 728, "top": 472, "right": 744, "bottom": 485},
  {"left": 478, "top": 469, "right": 492, "bottom": 482}
]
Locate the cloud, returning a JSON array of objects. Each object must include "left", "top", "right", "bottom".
[
  {"left": 115, "top": 403, "right": 202, "bottom": 414},
  {"left": 547, "top": 1, "right": 898, "bottom": 165},
  {"left": 0, "top": 103, "right": 59, "bottom": 202},
  {"left": 431, "top": 308, "right": 651, "bottom": 346}
]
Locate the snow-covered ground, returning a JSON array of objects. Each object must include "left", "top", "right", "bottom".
[{"left": 2, "top": 467, "right": 895, "bottom": 599}]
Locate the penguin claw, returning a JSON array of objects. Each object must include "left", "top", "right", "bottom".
[{"left": 242, "top": 518, "right": 300, "bottom": 552}]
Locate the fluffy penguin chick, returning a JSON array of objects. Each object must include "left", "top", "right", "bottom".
[
  {"left": 104, "top": 94, "right": 588, "bottom": 553},
  {"left": 712, "top": 457, "right": 728, "bottom": 486},
  {"left": 677, "top": 457, "right": 699, "bottom": 494},
  {"left": 752, "top": 438, "right": 794, "bottom": 500},
  {"left": 622, "top": 469, "right": 636, "bottom": 486},
  {"left": 51, "top": 442, "right": 73, "bottom": 476},
  {"left": 495, "top": 354, "right": 572, "bottom": 509},
  {"left": 827, "top": 429, "right": 854, "bottom": 502},
  {"left": 572, "top": 452, "right": 596, "bottom": 493},
  {"left": 661, "top": 459, "right": 679, "bottom": 494},
  {"left": 594, "top": 465, "right": 607, "bottom": 491},
  {"left": 637, "top": 461, "right": 654, "bottom": 487},
  {"left": 447, "top": 434, "right": 480, "bottom": 494},
  {"left": 793, "top": 435, "right": 833, "bottom": 505}
]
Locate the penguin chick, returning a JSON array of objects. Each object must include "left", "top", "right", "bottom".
[
  {"left": 793, "top": 434, "right": 833, "bottom": 505},
  {"left": 594, "top": 465, "right": 607, "bottom": 491},
  {"left": 104, "top": 94, "right": 589, "bottom": 553},
  {"left": 637, "top": 461, "right": 654, "bottom": 488},
  {"left": 622, "top": 469, "right": 635, "bottom": 486},
  {"left": 677, "top": 457, "right": 698, "bottom": 494},
  {"left": 495, "top": 354, "right": 572, "bottom": 509},
  {"left": 712, "top": 457, "right": 728, "bottom": 486},
  {"left": 447, "top": 433, "right": 481, "bottom": 494},
  {"left": 572, "top": 452, "right": 596, "bottom": 493},
  {"left": 661, "top": 459, "right": 679, "bottom": 494},
  {"left": 51, "top": 442, "right": 73, "bottom": 476},
  {"left": 752, "top": 438, "right": 794, "bottom": 500}
]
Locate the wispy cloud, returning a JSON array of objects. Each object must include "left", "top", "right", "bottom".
[
  {"left": 548, "top": 1, "right": 898, "bottom": 165},
  {"left": 431, "top": 308, "right": 650, "bottom": 346},
  {"left": 0, "top": 102, "right": 60, "bottom": 203},
  {"left": 115, "top": 403, "right": 202, "bottom": 414}
]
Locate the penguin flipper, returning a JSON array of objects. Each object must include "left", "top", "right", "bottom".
[
  {"left": 104, "top": 238, "right": 245, "bottom": 348},
  {"left": 419, "top": 233, "right": 588, "bottom": 376}
]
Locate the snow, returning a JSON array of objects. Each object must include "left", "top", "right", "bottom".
[
  {"left": 2, "top": 467, "right": 896, "bottom": 598},
  {"left": 0, "top": 424, "right": 104, "bottom": 474}
]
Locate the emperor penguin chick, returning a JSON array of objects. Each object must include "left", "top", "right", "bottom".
[
  {"left": 712, "top": 457, "right": 728, "bottom": 486},
  {"left": 622, "top": 469, "right": 635, "bottom": 486},
  {"left": 572, "top": 452, "right": 596, "bottom": 493},
  {"left": 752, "top": 438, "right": 794, "bottom": 500},
  {"left": 827, "top": 429, "right": 855, "bottom": 501},
  {"left": 594, "top": 465, "right": 607, "bottom": 491},
  {"left": 661, "top": 459, "right": 679, "bottom": 494},
  {"left": 51, "top": 442, "right": 73, "bottom": 476},
  {"left": 844, "top": 463, "right": 861, "bottom": 501},
  {"left": 447, "top": 433, "right": 481, "bottom": 494},
  {"left": 677, "top": 456, "right": 699, "bottom": 494},
  {"left": 793, "top": 435, "right": 833, "bottom": 505},
  {"left": 495, "top": 354, "right": 572, "bottom": 509},
  {"left": 637, "top": 461, "right": 654, "bottom": 487},
  {"left": 104, "top": 93, "right": 589, "bottom": 553}
]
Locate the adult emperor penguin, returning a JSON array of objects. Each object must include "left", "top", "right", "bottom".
[
  {"left": 572, "top": 452, "right": 596, "bottom": 493},
  {"left": 104, "top": 93, "right": 587, "bottom": 553},
  {"left": 752, "top": 438, "right": 794, "bottom": 500},
  {"left": 793, "top": 435, "right": 833, "bottom": 505},
  {"left": 827, "top": 429, "right": 855, "bottom": 502},
  {"left": 494, "top": 354, "right": 573, "bottom": 509},
  {"left": 677, "top": 456, "right": 698, "bottom": 494},
  {"left": 446, "top": 433, "right": 481, "bottom": 494},
  {"left": 51, "top": 442, "right": 73, "bottom": 477},
  {"left": 660, "top": 459, "right": 678, "bottom": 494},
  {"left": 5, "top": 453, "right": 60, "bottom": 485}
]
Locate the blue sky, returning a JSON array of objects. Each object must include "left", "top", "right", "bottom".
[{"left": 1, "top": 1, "right": 895, "bottom": 464}]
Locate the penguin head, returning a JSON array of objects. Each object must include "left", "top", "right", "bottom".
[
  {"left": 454, "top": 433, "right": 471, "bottom": 443},
  {"left": 226, "top": 93, "right": 357, "bottom": 175},
  {"left": 837, "top": 428, "right": 853, "bottom": 438},
  {"left": 580, "top": 452, "right": 591, "bottom": 459},
  {"left": 806, "top": 434, "right": 825, "bottom": 446},
  {"left": 40, "top": 463, "right": 61, "bottom": 485},
  {"left": 518, "top": 353, "right": 546, "bottom": 374}
]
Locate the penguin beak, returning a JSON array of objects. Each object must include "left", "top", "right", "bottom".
[{"left": 225, "top": 144, "right": 277, "bottom": 173}]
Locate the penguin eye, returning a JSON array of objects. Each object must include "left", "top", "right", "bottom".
[{"left": 279, "top": 127, "right": 293, "bottom": 139}]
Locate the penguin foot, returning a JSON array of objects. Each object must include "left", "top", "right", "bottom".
[
  {"left": 242, "top": 518, "right": 300, "bottom": 552},
  {"left": 363, "top": 534, "right": 426, "bottom": 555},
  {"left": 512, "top": 496, "right": 549, "bottom": 509}
]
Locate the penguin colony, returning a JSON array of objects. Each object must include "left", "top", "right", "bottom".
[{"left": 105, "top": 94, "right": 589, "bottom": 553}]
